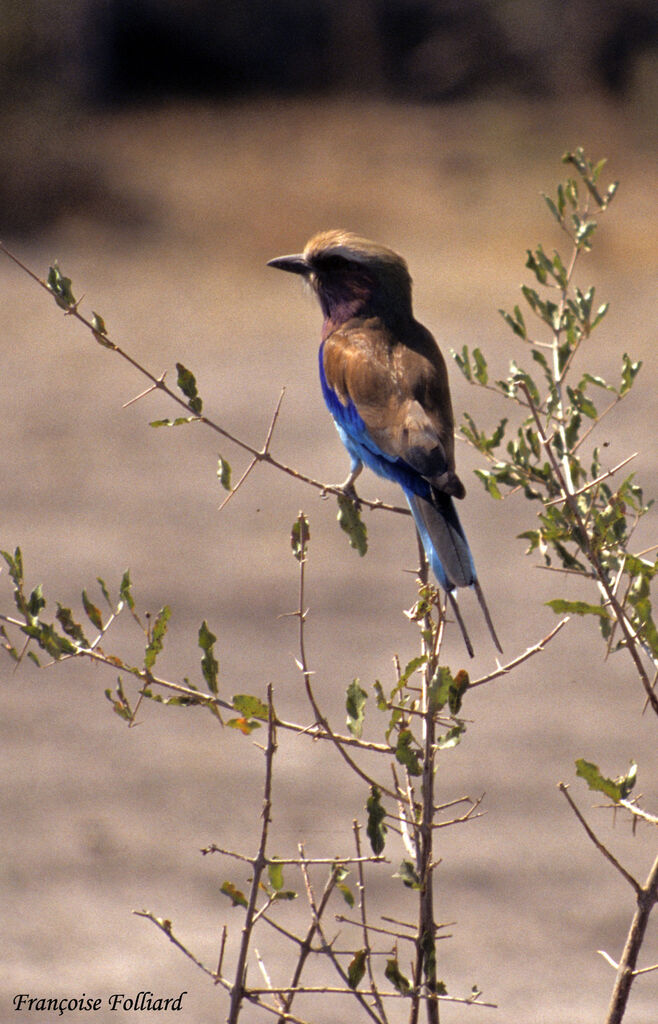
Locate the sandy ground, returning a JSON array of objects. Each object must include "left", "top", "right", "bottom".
[{"left": 1, "top": 97, "right": 657, "bottom": 1023}]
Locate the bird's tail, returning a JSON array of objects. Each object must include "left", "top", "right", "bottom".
[{"left": 405, "top": 489, "right": 502, "bottom": 657}]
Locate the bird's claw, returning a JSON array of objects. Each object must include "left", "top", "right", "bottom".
[
  {"left": 337, "top": 480, "right": 362, "bottom": 508},
  {"left": 320, "top": 479, "right": 362, "bottom": 508}
]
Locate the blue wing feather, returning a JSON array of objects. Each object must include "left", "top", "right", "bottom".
[
  {"left": 319, "top": 342, "right": 433, "bottom": 498},
  {"left": 319, "top": 340, "right": 476, "bottom": 591}
]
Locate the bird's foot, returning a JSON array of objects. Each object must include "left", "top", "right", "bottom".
[
  {"left": 338, "top": 479, "right": 361, "bottom": 507},
  {"left": 321, "top": 469, "right": 363, "bottom": 508},
  {"left": 321, "top": 481, "right": 362, "bottom": 508}
]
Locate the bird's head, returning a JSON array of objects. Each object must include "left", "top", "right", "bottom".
[{"left": 268, "top": 230, "right": 413, "bottom": 331}]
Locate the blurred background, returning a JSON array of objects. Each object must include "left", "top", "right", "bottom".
[{"left": 1, "top": 2, "right": 657, "bottom": 1021}]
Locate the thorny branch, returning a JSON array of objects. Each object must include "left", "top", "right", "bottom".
[
  {"left": 2, "top": 151, "right": 653, "bottom": 1024},
  {"left": 558, "top": 784, "right": 641, "bottom": 894},
  {"left": 518, "top": 380, "right": 658, "bottom": 715},
  {"left": 559, "top": 786, "right": 658, "bottom": 1024},
  {"left": 0, "top": 242, "right": 407, "bottom": 519},
  {"left": 227, "top": 684, "right": 277, "bottom": 1024}
]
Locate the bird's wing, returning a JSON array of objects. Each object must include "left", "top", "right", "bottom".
[{"left": 322, "top": 323, "right": 464, "bottom": 497}]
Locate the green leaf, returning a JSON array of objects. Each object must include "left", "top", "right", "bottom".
[
  {"left": 290, "top": 512, "right": 310, "bottom": 562},
  {"left": 567, "top": 385, "right": 597, "bottom": 419},
  {"left": 337, "top": 881, "right": 355, "bottom": 908},
  {"left": 198, "top": 620, "right": 219, "bottom": 694},
  {"left": 347, "top": 949, "right": 367, "bottom": 990},
  {"left": 546, "top": 599, "right": 609, "bottom": 619},
  {"left": 55, "top": 604, "right": 89, "bottom": 647},
  {"left": 81, "top": 589, "right": 103, "bottom": 631},
  {"left": 226, "top": 716, "right": 261, "bottom": 734},
  {"left": 474, "top": 469, "right": 503, "bottom": 500},
  {"left": 551, "top": 250, "right": 568, "bottom": 288},
  {"left": 451, "top": 344, "right": 472, "bottom": 380},
  {"left": 472, "top": 347, "right": 488, "bottom": 385},
  {"left": 366, "top": 786, "right": 387, "bottom": 855},
  {"left": 591, "top": 302, "right": 609, "bottom": 330},
  {"left": 499, "top": 306, "right": 527, "bottom": 340},
  {"left": 26, "top": 583, "right": 46, "bottom": 621},
  {"left": 91, "top": 311, "right": 107, "bottom": 334},
  {"left": 217, "top": 456, "right": 232, "bottom": 491},
  {"left": 336, "top": 493, "right": 368, "bottom": 556},
  {"left": 627, "top": 565, "right": 658, "bottom": 657},
  {"left": 1, "top": 546, "right": 23, "bottom": 586},
  {"left": 395, "top": 859, "right": 421, "bottom": 890},
  {"left": 542, "top": 193, "right": 562, "bottom": 225},
  {"left": 47, "top": 262, "right": 76, "bottom": 310},
  {"left": 573, "top": 215, "right": 597, "bottom": 250},
  {"left": 385, "top": 958, "right": 412, "bottom": 996},
  {"left": 395, "top": 728, "right": 423, "bottom": 776},
  {"left": 104, "top": 678, "right": 135, "bottom": 723},
  {"left": 436, "top": 724, "right": 465, "bottom": 749},
  {"left": 420, "top": 928, "right": 441, "bottom": 987},
  {"left": 397, "top": 654, "right": 428, "bottom": 688},
  {"left": 144, "top": 606, "right": 171, "bottom": 670},
  {"left": 575, "top": 758, "right": 637, "bottom": 802},
  {"left": 332, "top": 861, "right": 352, "bottom": 907},
  {"left": 429, "top": 665, "right": 452, "bottom": 711},
  {"left": 175, "top": 362, "right": 203, "bottom": 415},
  {"left": 346, "top": 678, "right": 367, "bottom": 738},
  {"left": 91, "top": 311, "right": 113, "bottom": 347},
  {"left": 565, "top": 176, "right": 579, "bottom": 207},
  {"left": 232, "top": 694, "right": 269, "bottom": 720},
  {"left": 25, "top": 621, "right": 77, "bottom": 660},
  {"left": 581, "top": 372, "right": 614, "bottom": 393},
  {"left": 220, "top": 880, "right": 248, "bottom": 908},
  {"left": 620, "top": 353, "right": 642, "bottom": 396},
  {"left": 119, "top": 569, "right": 135, "bottom": 612},
  {"left": 268, "top": 860, "right": 284, "bottom": 892},
  {"left": 96, "top": 577, "right": 112, "bottom": 608},
  {"left": 525, "top": 248, "right": 548, "bottom": 284},
  {"left": 149, "top": 416, "right": 198, "bottom": 428}
]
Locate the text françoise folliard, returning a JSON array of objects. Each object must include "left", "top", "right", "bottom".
[{"left": 13, "top": 991, "right": 187, "bottom": 1014}]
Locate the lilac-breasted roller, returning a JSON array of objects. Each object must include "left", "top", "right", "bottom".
[{"left": 268, "top": 230, "right": 501, "bottom": 657}]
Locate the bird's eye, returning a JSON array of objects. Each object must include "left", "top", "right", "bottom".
[{"left": 315, "top": 254, "right": 353, "bottom": 272}]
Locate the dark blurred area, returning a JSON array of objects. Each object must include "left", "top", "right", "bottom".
[{"left": 1, "top": 0, "right": 656, "bottom": 235}]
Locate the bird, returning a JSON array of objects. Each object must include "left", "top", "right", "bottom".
[{"left": 268, "top": 229, "right": 501, "bottom": 657}]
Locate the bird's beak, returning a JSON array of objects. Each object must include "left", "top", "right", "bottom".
[{"left": 267, "top": 253, "right": 310, "bottom": 276}]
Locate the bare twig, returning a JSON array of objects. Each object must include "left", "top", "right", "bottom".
[
  {"left": 275, "top": 856, "right": 343, "bottom": 1023},
  {"left": 470, "top": 616, "right": 570, "bottom": 688},
  {"left": 241, "top": 985, "right": 497, "bottom": 1006},
  {"left": 558, "top": 784, "right": 640, "bottom": 894},
  {"left": 227, "top": 684, "right": 277, "bottom": 1023},
  {"left": 133, "top": 911, "right": 217, "bottom": 980},
  {"left": 353, "top": 821, "right": 389, "bottom": 1024},
  {"left": 297, "top": 848, "right": 386, "bottom": 1024},
  {"left": 618, "top": 800, "right": 658, "bottom": 827},
  {"left": 0, "top": 242, "right": 409, "bottom": 518},
  {"left": 201, "top": 845, "right": 385, "bottom": 866},
  {"left": 410, "top": 575, "right": 442, "bottom": 1024},
  {"left": 543, "top": 453, "right": 638, "bottom": 506},
  {"left": 293, "top": 530, "right": 398, "bottom": 800},
  {"left": 605, "top": 853, "right": 658, "bottom": 1024}
]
